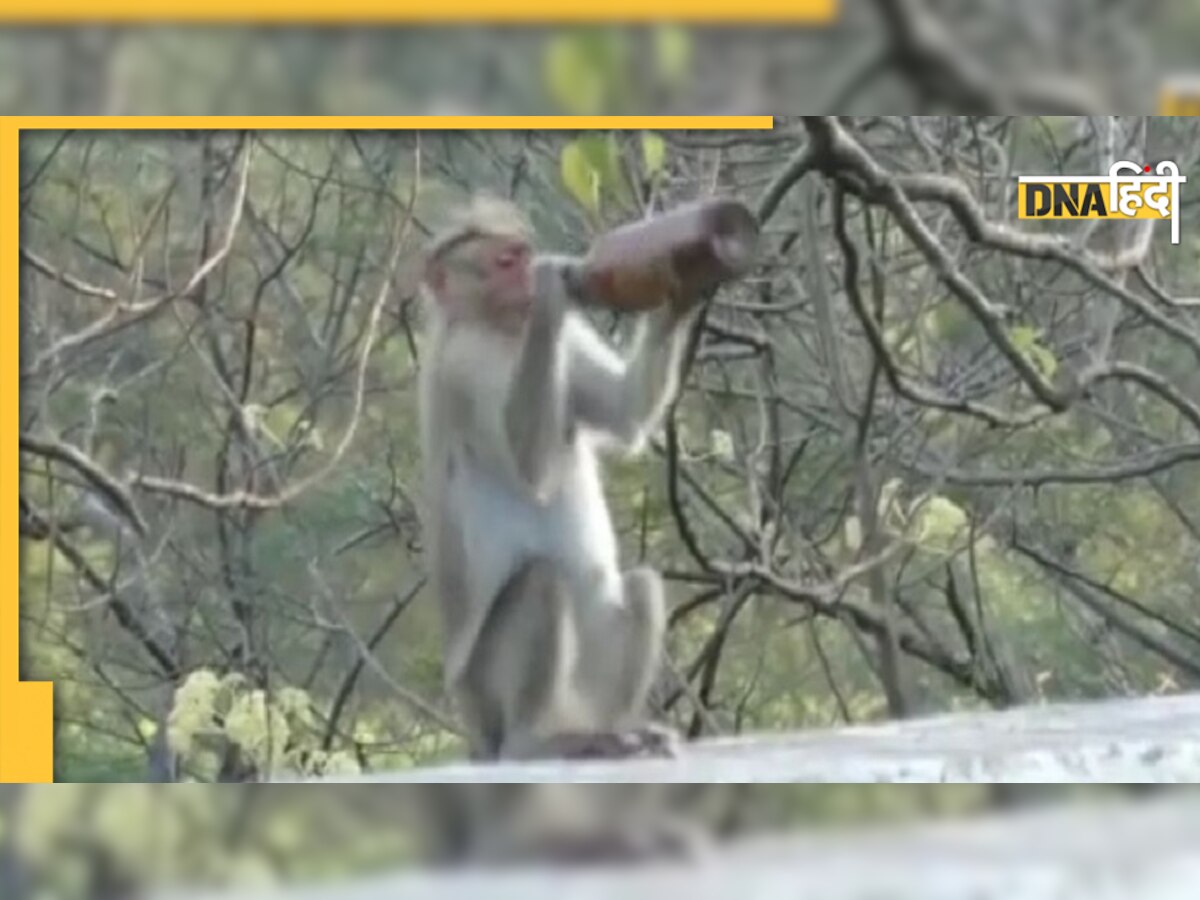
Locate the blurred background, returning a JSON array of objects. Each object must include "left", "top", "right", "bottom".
[
  {"left": 0, "top": 0, "right": 1197, "bottom": 115},
  {"left": 1, "top": 785, "right": 1194, "bottom": 898}
]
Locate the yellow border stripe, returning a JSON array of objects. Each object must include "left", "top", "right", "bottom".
[
  {"left": 1, "top": 121, "right": 53, "bottom": 783},
  {"left": 3, "top": 113, "right": 770, "bottom": 782},
  {"left": 15, "top": 116, "right": 774, "bottom": 131},
  {"left": 3, "top": 2, "right": 837, "bottom": 23}
]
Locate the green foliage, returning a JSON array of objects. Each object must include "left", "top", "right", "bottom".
[
  {"left": 908, "top": 495, "right": 970, "bottom": 555},
  {"left": 542, "top": 28, "right": 678, "bottom": 212},
  {"left": 641, "top": 132, "right": 667, "bottom": 179},
  {"left": 540, "top": 27, "right": 693, "bottom": 115},
  {"left": 543, "top": 32, "right": 621, "bottom": 115},
  {"left": 558, "top": 131, "right": 643, "bottom": 217},
  {"left": 560, "top": 139, "right": 602, "bottom": 214},
  {"left": 1009, "top": 324, "right": 1059, "bottom": 379},
  {"left": 12, "top": 786, "right": 418, "bottom": 897},
  {"left": 653, "top": 25, "right": 692, "bottom": 85},
  {"left": 578, "top": 134, "right": 627, "bottom": 201},
  {"left": 168, "top": 669, "right": 361, "bottom": 780}
]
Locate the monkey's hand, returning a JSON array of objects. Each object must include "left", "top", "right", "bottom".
[
  {"left": 505, "top": 255, "right": 576, "bottom": 498},
  {"left": 531, "top": 254, "right": 585, "bottom": 319}
]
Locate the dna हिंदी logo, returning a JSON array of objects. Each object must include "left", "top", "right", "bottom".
[{"left": 1018, "top": 160, "right": 1187, "bottom": 245}]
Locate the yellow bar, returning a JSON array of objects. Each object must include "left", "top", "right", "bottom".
[
  {"left": 14, "top": 115, "right": 775, "bottom": 131},
  {"left": 0, "top": 1, "right": 838, "bottom": 23},
  {"left": 1158, "top": 90, "right": 1200, "bottom": 117},
  {"left": 0, "top": 121, "right": 54, "bottom": 783}
]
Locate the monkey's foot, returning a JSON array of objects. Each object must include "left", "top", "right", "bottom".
[{"left": 546, "top": 724, "right": 680, "bottom": 761}]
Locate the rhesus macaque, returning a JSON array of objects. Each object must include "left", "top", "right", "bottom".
[{"left": 418, "top": 196, "right": 705, "bottom": 762}]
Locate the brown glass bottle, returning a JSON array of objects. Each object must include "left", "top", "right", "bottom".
[{"left": 570, "top": 198, "right": 759, "bottom": 312}]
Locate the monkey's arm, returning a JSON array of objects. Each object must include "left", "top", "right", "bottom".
[
  {"left": 504, "top": 259, "right": 572, "bottom": 496},
  {"left": 568, "top": 304, "right": 702, "bottom": 452}
]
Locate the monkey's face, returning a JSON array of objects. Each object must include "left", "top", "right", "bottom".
[
  {"left": 429, "top": 234, "right": 535, "bottom": 333},
  {"left": 478, "top": 235, "right": 534, "bottom": 324}
]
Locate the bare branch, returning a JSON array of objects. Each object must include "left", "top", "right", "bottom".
[
  {"left": 26, "top": 137, "right": 254, "bottom": 377},
  {"left": 21, "top": 247, "right": 118, "bottom": 301},
  {"left": 19, "top": 431, "right": 147, "bottom": 537},
  {"left": 132, "top": 146, "right": 421, "bottom": 512}
]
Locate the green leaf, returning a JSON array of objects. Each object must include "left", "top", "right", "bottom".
[
  {"left": 1009, "top": 324, "right": 1040, "bottom": 354},
  {"left": 578, "top": 133, "right": 635, "bottom": 209},
  {"left": 1029, "top": 344, "right": 1059, "bottom": 379},
  {"left": 642, "top": 132, "right": 666, "bottom": 177},
  {"left": 654, "top": 25, "right": 692, "bottom": 85},
  {"left": 911, "top": 495, "right": 969, "bottom": 554},
  {"left": 1009, "top": 324, "right": 1058, "bottom": 378},
  {"left": 561, "top": 140, "right": 601, "bottom": 213},
  {"left": 544, "top": 34, "right": 605, "bottom": 115},
  {"left": 578, "top": 29, "right": 628, "bottom": 74},
  {"left": 578, "top": 133, "right": 615, "bottom": 179}
]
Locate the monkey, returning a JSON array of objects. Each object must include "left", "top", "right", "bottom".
[{"left": 417, "top": 195, "right": 706, "bottom": 762}]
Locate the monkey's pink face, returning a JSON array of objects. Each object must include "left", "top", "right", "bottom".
[
  {"left": 429, "top": 235, "right": 535, "bottom": 331},
  {"left": 478, "top": 237, "right": 534, "bottom": 319}
]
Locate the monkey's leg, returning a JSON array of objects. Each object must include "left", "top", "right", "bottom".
[
  {"left": 557, "top": 565, "right": 680, "bottom": 759},
  {"left": 469, "top": 558, "right": 582, "bottom": 761},
  {"left": 471, "top": 560, "right": 676, "bottom": 763}
]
